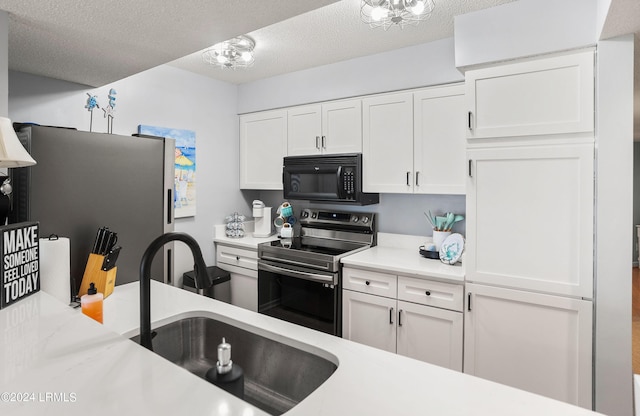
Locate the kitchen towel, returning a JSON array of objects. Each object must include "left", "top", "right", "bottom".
[{"left": 39, "top": 236, "right": 71, "bottom": 304}]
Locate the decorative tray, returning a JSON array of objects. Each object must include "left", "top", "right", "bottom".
[{"left": 418, "top": 245, "right": 440, "bottom": 259}]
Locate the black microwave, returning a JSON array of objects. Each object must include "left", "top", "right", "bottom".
[{"left": 282, "top": 153, "right": 379, "bottom": 205}]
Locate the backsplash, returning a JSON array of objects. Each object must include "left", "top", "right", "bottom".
[{"left": 254, "top": 190, "right": 466, "bottom": 238}]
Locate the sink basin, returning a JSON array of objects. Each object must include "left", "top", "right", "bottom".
[{"left": 131, "top": 315, "right": 337, "bottom": 415}]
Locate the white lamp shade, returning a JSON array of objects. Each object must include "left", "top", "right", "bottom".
[{"left": 0, "top": 117, "right": 36, "bottom": 167}]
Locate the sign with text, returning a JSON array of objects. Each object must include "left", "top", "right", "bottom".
[{"left": 1, "top": 222, "right": 40, "bottom": 309}]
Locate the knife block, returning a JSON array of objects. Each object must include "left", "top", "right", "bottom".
[{"left": 78, "top": 253, "right": 117, "bottom": 298}]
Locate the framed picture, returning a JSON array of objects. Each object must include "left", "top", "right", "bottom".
[{"left": 138, "top": 125, "right": 196, "bottom": 218}]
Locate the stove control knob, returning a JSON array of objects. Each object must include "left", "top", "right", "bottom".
[
  {"left": 351, "top": 215, "right": 359, "bottom": 223},
  {"left": 301, "top": 211, "right": 309, "bottom": 218},
  {"left": 311, "top": 212, "right": 317, "bottom": 219},
  {"left": 361, "top": 216, "right": 370, "bottom": 224}
]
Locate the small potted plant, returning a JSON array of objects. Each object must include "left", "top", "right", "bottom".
[{"left": 424, "top": 211, "right": 464, "bottom": 251}]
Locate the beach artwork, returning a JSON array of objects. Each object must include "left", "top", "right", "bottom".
[{"left": 138, "top": 125, "right": 196, "bottom": 218}]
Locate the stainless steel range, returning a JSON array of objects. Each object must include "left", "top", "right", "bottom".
[{"left": 257, "top": 209, "right": 376, "bottom": 336}]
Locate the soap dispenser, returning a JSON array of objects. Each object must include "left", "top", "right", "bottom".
[
  {"left": 81, "top": 282, "right": 103, "bottom": 323},
  {"left": 205, "top": 337, "right": 244, "bottom": 399}
]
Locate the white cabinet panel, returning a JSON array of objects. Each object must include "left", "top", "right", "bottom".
[
  {"left": 216, "top": 243, "right": 258, "bottom": 311},
  {"left": 239, "top": 110, "right": 287, "bottom": 189},
  {"left": 464, "top": 283, "right": 592, "bottom": 408},
  {"left": 343, "top": 267, "right": 397, "bottom": 298},
  {"left": 466, "top": 144, "right": 594, "bottom": 298},
  {"left": 287, "top": 105, "right": 322, "bottom": 156},
  {"left": 397, "top": 275, "right": 463, "bottom": 311},
  {"left": 397, "top": 300, "right": 463, "bottom": 371},
  {"left": 362, "top": 92, "right": 414, "bottom": 193},
  {"left": 414, "top": 84, "right": 466, "bottom": 194},
  {"left": 229, "top": 272, "right": 257, "bottom": 312},
  {"left": 287, "top": 99, "right": 362, "bottom": 156},
  {"left": 466, "top": 50, "right": 594, "bottom": 139},
  {"left": 342, "top": 289, "right": 396, "bottom": 354},
  {"left": 322, "top": 99, "right": 362, "bottom": 154}
]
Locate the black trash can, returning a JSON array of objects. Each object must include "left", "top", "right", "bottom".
[{"left": 183, "top": 266, "right": 231, "bottom": 304}]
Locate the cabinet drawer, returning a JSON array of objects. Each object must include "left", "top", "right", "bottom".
[
  {"left": 216, "top": 245, "right": 258, "bottom": 270},
  {"left": 343, "top": 267, "right": 397, "bottom": 298},
  {"left": 397, "top": 276, "right": 463, "bottom": 312}
]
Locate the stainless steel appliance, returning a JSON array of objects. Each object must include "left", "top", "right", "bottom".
[
  {"left": 258, "top": 208, "right": 376, "bottom": 336},
  {"left": 10, "top": 125, "right": 175, "bottom": 297},
  {"left": 282, "top": 153, "right": 379, "bottom": 205}
]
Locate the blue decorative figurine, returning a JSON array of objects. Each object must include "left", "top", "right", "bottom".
[{"left": 85, "top": 93, "right": 100, "bottom": 132}]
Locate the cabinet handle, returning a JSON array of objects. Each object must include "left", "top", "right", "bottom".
[
  {"left": 315, "top": 136, "right": 320, "bottom": 149},
  {"left": 389, "top": 307, "right": 394, "bottom": 324},
  {"left": 468, "top": 111, "right": 473, "bottom": 130},
  {"left": 468, "top": 159, "right": 472, "bottom": 177},
  {"left": 406, "top": 171, "right": 410, "bottom": 186},
  {"left": 398, "top": 309, "right": 403, "bottom": 327},
  {"left": 415, "top": 171, "right": 420, "bottom": 186},
  {"left": 321, "top": 135, "right": 326, "bottom": 149},
  {"left": 236, "top": 256, "right": 240, "bottom": 261},
  {"left": 425, "top": 290, "right": 431, "bottom": 296},
  {"left": 365, "top": 280, "right": 370, "bottom": 286},
  {"left": 467, "top": 292, "right": 472, "bottom": 311}
]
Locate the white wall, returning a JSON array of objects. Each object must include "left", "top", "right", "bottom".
[
  {"left": 238, "top": 37, "right": 463, "bottom": 114},
  {"left": 454, "top": 0, "right": 598, "bottom": 68},
  {"left": 8, "top": 66, "right": 250, "bottom": 278},
  {"left": 595, "top": 34, "right": 635, "bottom": 416}
]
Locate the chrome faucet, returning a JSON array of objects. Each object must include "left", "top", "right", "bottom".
[{"left": 139, "top": 232, "right": 212, "bottom": 350}]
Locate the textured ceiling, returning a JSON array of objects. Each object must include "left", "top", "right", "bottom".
[
  {"left": 169, "top": 0, "right": 516, "bottom": 85},
  {"left": 0, "top": 0, "right": 340, "bottom": 87},
  {"left": 1, "top": 0, "right": 517, "bottom": 87}
]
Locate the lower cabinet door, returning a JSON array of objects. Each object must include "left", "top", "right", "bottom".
[
  {"left": 464, "top": 283, "right": 592, "bottom": 409},
  {"left": 397, "top": 300, "right": 463, "bottom": 371},
  {"left": 229, "top": 272, "right": 257, "bottom": 312},
  {"left": 342, "top": 289, "right": 396, "bottom": 353}
]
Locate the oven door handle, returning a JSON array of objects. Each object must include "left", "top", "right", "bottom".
[{"left": 259, "top": 262, "right": 336, "bottom": 285}]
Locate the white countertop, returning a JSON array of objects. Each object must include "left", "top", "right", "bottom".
[
  {"left": 213, "top": 222, "right": 280, "bottom": 249},
  {"left": 0, "top": 281, "right": 601, "bottom": 415},
  {"left": 341, "top": 233, "right": 465, "bottom": 282}
]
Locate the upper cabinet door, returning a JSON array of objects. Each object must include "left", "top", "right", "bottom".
[
  {"left": 239, "top": 110, "right": 287, "bottom": 190},
  {"left": 466, "top": 50, "right": 594, "bottom": 139},
  {"left": 466, "top": 144, "right": 594, "bottom": 298},
  {"left": 321, "top": 99, "right": 362, "bottom": 154},
  {"left": 414, "top": 84, "right": 466, "bottom": 195},
  {"left": 362, "top": 92, "right": 414, "bottom": 193},
  {"left": 287, "top": 104, "right": 322, "bottom": 156}
]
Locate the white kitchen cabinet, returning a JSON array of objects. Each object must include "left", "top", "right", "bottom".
[
  {"left": 466, "top": 143, "right": 594, "bottom": 298},
  {"left": 362, "top": 92, "right": 414, "bottom": 193},
  {"left": 239, "top": 110, "right": 287, "bottom": 189},
  {"left": 397, "top": 300, "right": 462, "bottom": 371},
  {"left": 464, "top": 283, "right": 592, "bottom": 408},
  {"left": 342, "top": 266, "right": 463, "bottom": 371},
  {"left": 363, "top": 85, "right": 466, "bottom": 194},
  {"left": 215, "top": 243, "right": 259, "bottom": 311},
  {"left": 466, "top": 50, "right": 594, "bottom": 139},
  {"left": 287, "top": 99, "right": 362, "bottom": 156},
  {"left": 342, "top": 289, "right": 397, "bottom": 354},
  {"left": 413, "top": 84, "right": 466, "bottom": 195}
]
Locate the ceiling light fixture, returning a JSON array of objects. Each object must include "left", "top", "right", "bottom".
[
  {"left": 202, "top": 35, "right": 255, "bottom": 69},
  {"left": 361, "top": 0, "right": 435, "bottom": 30}
]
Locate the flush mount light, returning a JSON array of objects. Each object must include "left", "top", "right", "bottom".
[
  {"left": 361, "top": 0, "right": 435, "bottom": 30},
  {"left": 202, "top": 35, "right": 255, "bottom": 69}
]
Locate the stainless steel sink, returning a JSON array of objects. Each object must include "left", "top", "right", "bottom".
[{"left": 131, "top": 316, "right": 337, "bottom": 415}]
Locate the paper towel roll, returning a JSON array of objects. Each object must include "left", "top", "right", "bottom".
[{"left": 39, "top": 237, "right": 71, "bottom": 304}]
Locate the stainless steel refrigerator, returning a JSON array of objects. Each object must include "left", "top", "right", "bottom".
[{"left": 10, "top": 125, "right": 175, "bottom": 301}]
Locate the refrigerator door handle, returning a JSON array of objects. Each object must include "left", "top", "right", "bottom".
[{"left": 167, "top": 188, "right": 173, "bottom": 225}]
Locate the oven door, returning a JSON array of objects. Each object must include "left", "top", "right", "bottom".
[{"left": 258, "top": 259, "right": 340, "bottom": 336}]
